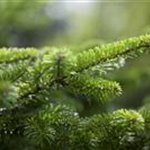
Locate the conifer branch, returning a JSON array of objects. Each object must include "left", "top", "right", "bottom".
[
  {"left": 70, "top": 35, "right": 150, "bottom": 73},
  {"left": 65, "top": 74, "right": 122, "bottom": 102},
  {"left": 0, "top": 48, "right": 37, "bottom": 64},
  {"left": 0, "top": 35, "right": 150, "bottom": 150}
]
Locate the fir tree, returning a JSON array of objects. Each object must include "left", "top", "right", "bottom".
[{"left": 0, "top": 35, "right": 150, "bottom": 150}]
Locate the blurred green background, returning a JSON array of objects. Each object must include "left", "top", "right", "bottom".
[{"left": 1, "top": 0, "right": 150, "bottom": 115}]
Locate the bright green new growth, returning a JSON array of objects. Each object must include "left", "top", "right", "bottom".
[
  {"left": 0, "top": 48, "right": 37, "bottom": 63},
  {"left": 0, "top": 35, "right": 150, "bottom": 150}
]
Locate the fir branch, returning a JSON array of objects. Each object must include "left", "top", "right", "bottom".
[
  {"left": 0, "top": 35, "right": 150, "bottom": 150},
  {"left": 0, "top": 63, "right": 30, "bottom": 82},
  {"left": 0, "top": 48, "right": 37, "bottom": 64},
  {"left": 65, "top": 74, "right": 122, "bottom": 102},
  {"left": 70, "top": 35, "right": 150, "bottom": 73}
]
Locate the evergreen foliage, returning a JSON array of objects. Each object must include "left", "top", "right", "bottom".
[{"left": 0, "top": 35, "right": 150, "bottom": 150}]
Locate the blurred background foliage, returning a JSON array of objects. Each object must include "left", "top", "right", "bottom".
[{"left": 0, "top": 0, "right": 150, "bottom": 115}]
